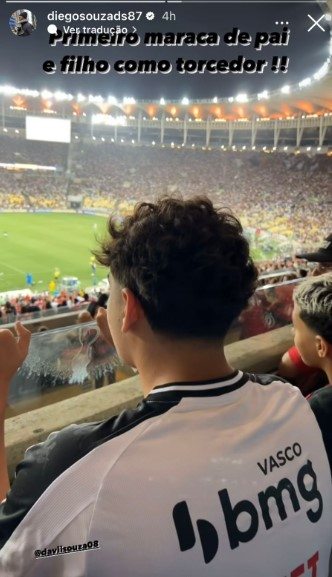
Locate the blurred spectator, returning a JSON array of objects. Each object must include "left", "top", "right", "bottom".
[
  {"left": 292, "top": 274, "right": 332, "bottom": 473},
  {"left": 279, "top": 236, "right": 332, "bottom": 392}
]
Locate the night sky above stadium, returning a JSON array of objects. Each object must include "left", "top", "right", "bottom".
[{"left": 1, "top": 1, "right": 330, "bottom": 100}]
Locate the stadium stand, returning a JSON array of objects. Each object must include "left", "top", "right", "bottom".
[{"left": 0, "top": 134, "right": 331, "bottom": 249}]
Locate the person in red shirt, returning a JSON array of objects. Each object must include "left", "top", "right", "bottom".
[{"left": 278, "top": 234, "right": 332, "bottom": 394}]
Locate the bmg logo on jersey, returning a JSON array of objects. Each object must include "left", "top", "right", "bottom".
[{"left": 172, "top": 460, "right": 323, "bottom": 564}]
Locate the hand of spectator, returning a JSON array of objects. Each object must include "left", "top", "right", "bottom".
[
  {"left": 0, "top": 322, "right": 31, "bottom": 413},
  {"left": 96, "top": 307, "right": 114, "bottom": 347}
]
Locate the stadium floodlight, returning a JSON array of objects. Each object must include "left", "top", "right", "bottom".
[
  {"left": 299, "top": 78, "right": 311, "bottom": 88},
  {"left": 228, "top": 97, "right": 234, "bottom": 103},
  {"left": 159, "top": 97, "right": 166, "bottom": 105},
  {"left": 314, "top": 62, "right": 329, "bottom": 80},
  {"left": 92, "top": 136, "right": 96, "bottom": 140},
  {"left": 77, "top": 93, "right": 86, "bottom": 103},
  {"left": 75, "top": 136, "right": 79, "bottom": 139},
  {"left": 123, "top": 97, "right": 136, "bottom": 104},
  {"left": 19, "top": 88, "right": 39, "bottom": 98},
  {"left": 121, "top": 138, "right": 125, "bottom": 143},
  {"left": 307, "top": 147, "right": 311, "bottom": 151},
  {"left": 181, "top": 97, "right": 189, "bottom": 105},
  {"left": 3, "top": 128, "right": 8, "bottom": 132},
  {"left": 54, "top": 91, "right": 68, "bottom": 102},
  {"left": 252, "top": 146, "right": 256, "bottom": 150},
  {"left": 101, "top": 137, "right": 105, "bottom": 142},
  {"left": 152, "top": 141, "right": 156, "bottom": 145},
  {"left": 284, "top": 146, "right": 288, "bottom": 151},
  {"left": 213, "top": 97, "right": 218, "bottom": 103},
  {"left": 89, "top": 94, "right": 104, "bottom": 104},
  {"left": 107, "top": 96, "right": 117, "bottom": 104},
  {"left": 41, "top": 90, "right": 53, "bottom": 100},
  {"left": 317, "top": 146, "right": 321, "bottom": 151},
  {"left": 1, "top": 85, "right": 17, "bottom": 96},
  {"left": 192, "top": 144, "right": 195, "bottom": 148},
  {"left": 242, "top": 145, "right": 246, "bottom": 150},
  {"left": 15, "top": 129, "right": 19, "bottom": 134},
  {"left": 131, "top": 139, "right": 135, "bottom": 144},
  {"left": 235, "top": 93, "right": 248, "bottom": 103},
  {"left": 92, "top": 114, "right": 127, "bottom": 127},
  {"left": 257, "top": 90, "right": 269, "bottom": 100},
  {"left": 111, "top": 138, "right": 115, "bottom": 142},
  {"left": 281, "top": 85, "right": 291, "bottom": 94},
  {"left": 263, "top": 146, "right": 267, "bottom": 151},
  {"left": 171, "top": 142, "right": 175, "bottom": 147}
]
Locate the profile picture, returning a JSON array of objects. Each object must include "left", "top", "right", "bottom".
[{"left": 9, "top": 9, "right": 37, "bottom": 36}]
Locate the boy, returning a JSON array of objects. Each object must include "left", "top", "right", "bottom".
[{"left": 0, "top": 198, "right": 331, "bottom": 576}]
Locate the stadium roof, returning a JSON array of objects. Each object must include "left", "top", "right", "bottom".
[{"left": 3, "top": 81, "right": 332, "bottom": 122}]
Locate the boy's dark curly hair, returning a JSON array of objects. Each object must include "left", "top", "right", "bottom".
[{"left": 95, "top": 196, "right": 258, "bottom": 340}]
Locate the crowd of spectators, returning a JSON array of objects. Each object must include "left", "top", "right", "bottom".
[
  {"left": 0, "top": 135, "right": 68, "bottom": 167},
  {"left": 0, "top": 135, "right": 331, "bottom": 251},
  {"left": 0, "top": 291, "right": 94, "bottom": 324},
  {"left": 76, "top": 144, "right": 331, "bottom": 249},
  {"left": 0, "top": 170, "right": 67, "bottom": 209}
]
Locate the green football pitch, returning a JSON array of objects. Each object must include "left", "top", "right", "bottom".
[{"left": 0, "top": 213, "right": 108, "bottom": 293}]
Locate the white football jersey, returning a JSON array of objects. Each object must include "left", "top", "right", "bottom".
[{"left": 1, "top": 371, "right": 331, "bottom": 577}]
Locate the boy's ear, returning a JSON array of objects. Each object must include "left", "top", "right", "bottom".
[
  {"left": 121, "top": 288, "right": 142, "bottom": 332},
  {"left": 315, "top": 335, "right": 328, "bottom": 359}
]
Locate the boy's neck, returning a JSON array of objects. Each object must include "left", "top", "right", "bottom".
[
  {"left": 135, "top": 339, "right": 235, "bottom": 397},
  {"left": 324, "top": 363, "right": 332, "bottom": 385}
]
